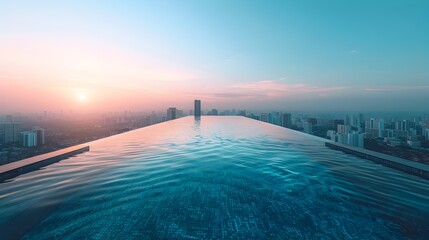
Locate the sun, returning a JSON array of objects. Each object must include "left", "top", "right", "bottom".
[{"left": 76, "top": 92, "right": 88, "bottom": 102}]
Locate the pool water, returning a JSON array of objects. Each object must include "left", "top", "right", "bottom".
[{"left": 0, "top": 116, "right": 428, "bottom": 239}]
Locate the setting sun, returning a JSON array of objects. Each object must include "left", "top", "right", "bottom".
[{"left": 76, "top": 92, "right": 88, "bottom": 102}]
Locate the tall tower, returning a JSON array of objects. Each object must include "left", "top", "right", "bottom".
[
  {"left": 166, "top": 107, "right": 177, "bottom": 121},
  {"left": 32, "top": 127, "right": 45, "bottom": 146},
  {"left": 281, "top": 113, "right": 292, "bottom": 128},
  {"left": 194, "top": 100, "right": 201, "bottom": 117},
  {"left": 20, "top": 131, "right": 37, "bottom": 147}
]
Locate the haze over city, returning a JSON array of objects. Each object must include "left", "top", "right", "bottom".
[{"left": 1, "top": 0, "right": 428, "bottom": 113}]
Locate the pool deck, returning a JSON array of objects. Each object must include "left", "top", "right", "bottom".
[
  {"left": 326, "top": 142, "right": 429, "bottom": 179},
  {"left": 0, "top": 144, "right": 90, "bottom": 182}
]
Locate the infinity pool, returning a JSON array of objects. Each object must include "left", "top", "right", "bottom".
[{"left": 0, "top": 116, "right": 428, "bottom": 239}]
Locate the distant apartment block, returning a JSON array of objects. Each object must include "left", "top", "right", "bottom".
[
  {"left": 21, "top": 131, "right": 37, "bottom": 147},
  {"left": 281, "top": 113, "right": 292, "bottom": 128},
  {"left": 32, "top": 127, "right": 45, "bottom": 146},
  {"left": 0, "top": 123, "right": 21, "bottom": 143},
  {"left": 167, "top": 107, "right": 177, "bottom": 120}
]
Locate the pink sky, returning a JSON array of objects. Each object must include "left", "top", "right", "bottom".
[{"left": 0, "top": 36, "right": 352, "bottom": 113}]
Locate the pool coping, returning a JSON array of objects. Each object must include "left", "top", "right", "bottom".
[
  {"left": 0, "top": 144, "right": 90, "bottom": 182},
  {"left": 326, "top": 141, "right": 429, "bottom": 179}
]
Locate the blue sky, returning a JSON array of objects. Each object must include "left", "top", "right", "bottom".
[{"left": 0, "top": 0, "right": 428, "bottom": 112}]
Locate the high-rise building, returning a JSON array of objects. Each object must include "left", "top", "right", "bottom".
[
  {"left": 370, "top": 118, "right": 375, "bottom": 129},
  {"left": 326, "top": 130, "right": 336, "bottom": 140},
  {"left": 0, "top": 123, "right": 21, "bottom": 143},
  {"left": 347, "top": 133, "right": 357, "bottom": 146},
  {"left": 21, "top": 131, "right": 37, "bottom": 147},
  {"left": 357, "top": 133, "right": 365, "bottom": 148},
  {"left": 211, "top": 109, "right": 218, "bottom": 116},
  {"left": 268, "top": 112, "right": 277, "bottom": 124},
  {"left": 345, "top": 132, "right": 364, "bottom": 148},
  {"left": 267, "top": 113, "right": 273, "bottom": 123},
  {"left": 281, "top": 113, "right": 292, "bottom": 128},
  {"left": 194, "top": 100, "right": 201, "bottom": 117},
  {"left": 333, "top": 119, "right": 344, "bottom": 130},
  {"left": 167, "top": 107, "right": 177, "bottom": 120},
  {"left": 378, "top": 119, "right": 385, "bottom": 137},
  {"left": 337, "top": 124, "right": 351, "bottom": 135},
  {"left": 32, "top": 127, "right": 45, "bottom": 146},
  {"left": 260, "top": 113, "right": 269, "bottom": 122},
  {"left": 337, "top": 134, "right": 346, "bottom": 144}
]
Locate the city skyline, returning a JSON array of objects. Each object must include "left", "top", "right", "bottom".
[
  {"left": 1, "top": 1, "right": 429, "bottom": 113},
  {"left": 1, "top": 2, "right": 429, "bottom": 239}
]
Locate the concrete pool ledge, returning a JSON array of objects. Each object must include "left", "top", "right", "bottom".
[
  {"left": 0, "top": 144, "right": 90, "bottom": 182},
  {"left": 326, "top": 142, "right": 429, "bottom": 179}
]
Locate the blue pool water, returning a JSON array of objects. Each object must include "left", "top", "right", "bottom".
[{"left": 0, "top": 116, "right": 428, "bottom": 239}]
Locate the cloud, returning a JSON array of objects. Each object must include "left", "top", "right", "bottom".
[
  {"left": 212, "top": 93, "right": 265, "bottom": 98},
  {"left": 193, "top": 80, "right": 348, "bottom": 101},
  {"left": 350, "top": 50, "right": 359, "bottom": 54},
  {"left": 224, "top": 53, "right": 246, "bottom": 63},
  {"left": 231, "top": 80, "right": 347, "bottom": 95},
  {"left": 364, "top": 85, "right": 429, "bottom": 91}
]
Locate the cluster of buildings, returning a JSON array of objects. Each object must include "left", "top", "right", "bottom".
[
  {"left": 245, "top": 111, "right": 429, "bottom": 152},
  {"left": 310, "top": 113, "right": 429, "bottom": 149},
  {"left": 165, "top": 100, "right": 201, "bottom": 120},
  {"left": 247, "top": 112, "right": 293, "bottom": 129},
  {"left": 362, "top": 117, "right": 429, "bottom": 148},
  {"left": 0, "top": 121, "right": 45, "bottom": 147},
  {"left": 326, "top": 124, "right": 364, "bottom": 148},
  {"left": 3, "top": 103, "right": 428, "bottom": 164},
  {"left": 166, "top": 107, "right": 185, "bottom": 121},
  {"left": 325, "top": 114, "right": 429, "bottom": 149}
]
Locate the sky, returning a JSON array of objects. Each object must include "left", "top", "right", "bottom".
[{"left": 0, "top": 0, "right": 428, "bottom": 113}]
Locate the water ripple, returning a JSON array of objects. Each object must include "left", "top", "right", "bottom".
[{"left": 0, "top": 116, "right": 428, "bottom": 240}]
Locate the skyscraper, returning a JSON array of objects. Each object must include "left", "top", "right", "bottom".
[
  {"left": 370, "top": 118, "right": 375, "bottom": 129},
  {"left": 333, "top": 119, "right": 345, "bottom": 130},
  {"left": 194, "top": 100, "right": 201, "bottom": 117},
  {"left": 0, "top": 123, "right": 21, "bottom": 143},
  {"left": 281, "top": 113, "right": 292, "bottom": 128},
  {"left": 32, "top": 127, "right": 45, "bottom": 146},
  {"left": 337, "top": 124, "right": 351, "bottom": 135},
  {"left": 378, "top": 119, "right": 385, "bottom": 137},
  {"left": 166, "top": 107, "right": 177, "bottom": 120},
  {"left": 21, "top": 131, "right": 37, "bottom": 147},
  {"left": 260, "top": 113, "right": 269, "bottom": 122}
]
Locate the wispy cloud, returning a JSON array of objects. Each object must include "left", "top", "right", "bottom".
[
  {"left": 195, "top": 80, "right": 348, "bottom": 100},
  {"left": 349, "top": 50, "right": 359, "bottom": 54},
  {"left": 364, "top": 85, "right": 429, "bottom": 91},
  {"left": 224, "top": 53, "right": 246, "bottom": 63},
  {"left": 230, "top": 80, "right": 347, "bottom": 96}
]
